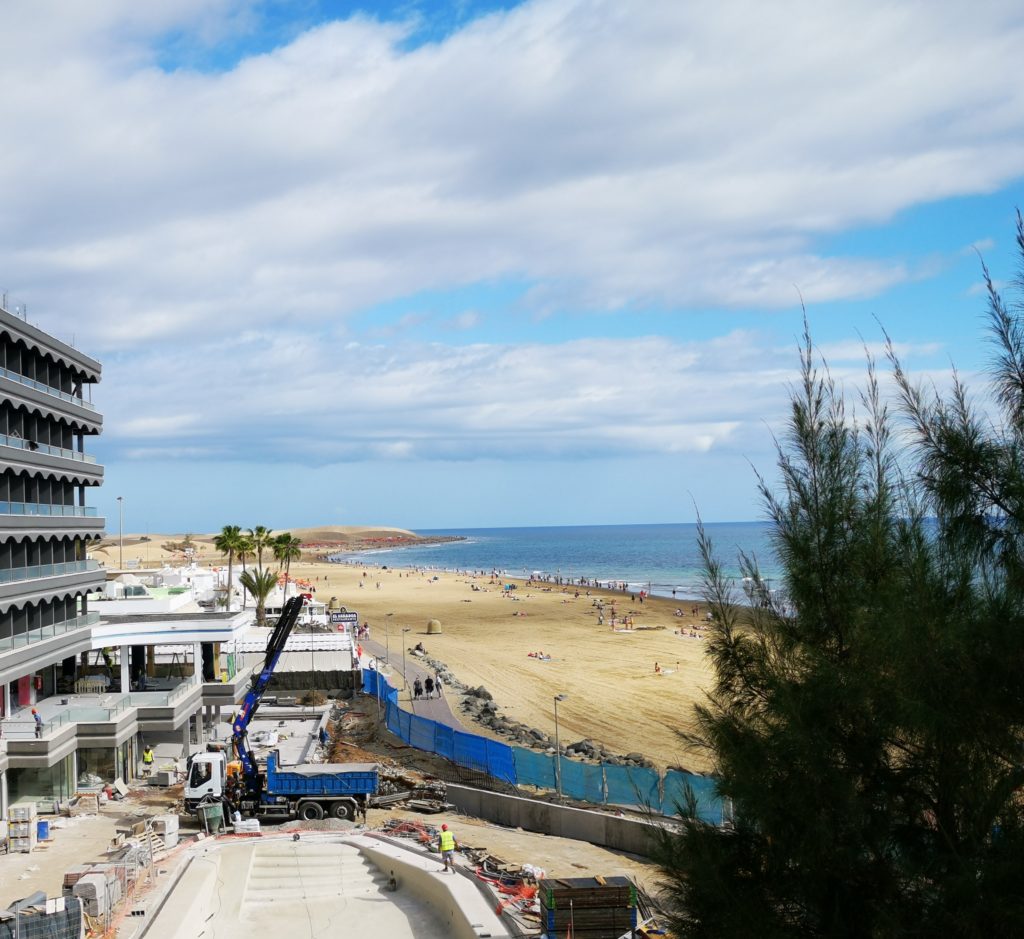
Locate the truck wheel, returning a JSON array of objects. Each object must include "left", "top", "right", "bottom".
[
  {"left": 299, "top": 802, "right": 324, "bottom": 820},
  {"left": 330, "top": 801, "right": 354, "bottom": 821}
]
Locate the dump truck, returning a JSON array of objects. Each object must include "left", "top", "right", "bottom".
[
  {"left": 185, "top": 595, "right": 379, "bottom": 822},
  {"left": 185, "top": 748, "right": 378, "bottom": 820}
]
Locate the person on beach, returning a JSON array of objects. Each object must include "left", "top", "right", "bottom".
[
  {"left": 654, "top": 662, "right": 661, "bottom": 675},
  {"left": 425, "top": 675, "right": 435, "bottom": 698}
]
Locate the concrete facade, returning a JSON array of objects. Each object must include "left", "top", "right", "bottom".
[
  {"left": 0, "top": 305, "right": 263, "bottom": 815},
  {"left": 0, "top": 300, "right": 105, "bottom": 814}
]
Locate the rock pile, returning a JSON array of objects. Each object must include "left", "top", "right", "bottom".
[
  {"left": 457, "top": 682, "right": 655, "bottom": 769},
  {"left": 413, "top": 653, "right": 656, "bottom": 769}
]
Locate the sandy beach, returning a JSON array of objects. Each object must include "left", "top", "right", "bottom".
[{"left": 96, "top": 528, "right": 717, "bottom": 774}]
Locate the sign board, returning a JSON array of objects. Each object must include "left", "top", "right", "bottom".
[{"left": 330, "top": 611, "right": 359, "bottom": 625}]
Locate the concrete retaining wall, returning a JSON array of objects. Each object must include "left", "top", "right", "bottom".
[
  {"left": 447, "top": 784, "right": 660, "bottom": 857},
  {"left": 356, "top": 835, "right": 512, "bottom": 939}
]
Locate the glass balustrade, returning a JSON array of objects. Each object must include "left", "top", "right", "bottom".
[
  {"left": 0, "top": 611, "right": 99, "bottom": 650},
  {"left": 0, "top": 433, "right": 98, "bottom": 463},
  {"left": 0, "top": 501, "right": 98, "bottom": 517},
  {"left": 0, "top": 560, "right": 99, "bottom": 586},
  {"left": 0, "top": 366, "right": 97, "bottom": 410}
]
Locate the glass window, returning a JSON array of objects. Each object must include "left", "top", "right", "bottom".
[
  {"left": 7, "top": 754, "right": 75, "bottom": 803},
  {"left": 77, "top": 747, "right": 116, "bottom": 786}
]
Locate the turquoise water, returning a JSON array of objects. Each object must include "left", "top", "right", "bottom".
[{"left": 335, "top": 521, "right": 779, "bottom": 600}]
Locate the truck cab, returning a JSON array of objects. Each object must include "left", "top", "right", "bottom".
[{"left": 184, "top": 751, "right": 226, "bottom": 813}]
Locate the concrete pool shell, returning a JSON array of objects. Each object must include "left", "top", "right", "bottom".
[{"left": 142, "top": 832, "right": 512, "bottom": 939}]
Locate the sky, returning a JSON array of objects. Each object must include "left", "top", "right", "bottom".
[{"left": 2, "top": 0, "right": 1024, "bottom": 533}]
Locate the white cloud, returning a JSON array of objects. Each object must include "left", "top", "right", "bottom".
[
  {"left": 94, "top": 323, "right": 975, "bottom": 470},
  {"left": 0, "top": 0, "right": 1022, "bottom": 348}
]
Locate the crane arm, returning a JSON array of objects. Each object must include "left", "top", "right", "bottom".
[{"left": 232, "top": 594, "right": 305, "bottom": 779}]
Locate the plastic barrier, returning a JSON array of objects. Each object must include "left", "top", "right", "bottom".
[
  {"left": 558, "top": 757, "right": 605, "bottom": 804},
  {"left": 661, "top": 769, "right": 722, "bottom": 824},
  {"left": 512, "top": 746, "right": 556, "bottom": 791},
  {"left": 603, "top": 763, "right": 660, "bottom": 810},
  {"left": 361, "top": 669, "right": 724, "bottom": 819}
]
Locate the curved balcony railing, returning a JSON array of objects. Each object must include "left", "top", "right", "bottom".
[
  {"left": 0, "top": 501, "right": 98, "bottom": 517},
  {"left": 0, "top": 559, "right": 99, "bottom": 585},
  {"left": 0, "top": 610, "right": 100, "bottom": 651},
  {"left": 0, "top": 433, "right": 98, "bottom": 463},
  {"left": 0, "top": 366, "right": 97, "bottom": 410}
]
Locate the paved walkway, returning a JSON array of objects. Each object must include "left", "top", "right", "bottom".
[{"left": 356, "top": 635, "right": 464, "bottom": 730}]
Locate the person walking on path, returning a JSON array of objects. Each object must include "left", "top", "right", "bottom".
[
  {"left": 439, "top": 823, "right": 457, "bottom": 872},
  {"left": 143, "top": 745, "right": 155, "bottom": 775},
  {"left": 424, "top": 675, "right": 435, "bottom": 698},
  {"left": 413, "top": 677, "right": 423, "bottom": 700},
  {"left": 32, "top": 708, "right": 43, "bottom": 738}
]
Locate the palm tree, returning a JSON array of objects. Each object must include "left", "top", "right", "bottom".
[
  {"left": 273, "top": 534, "right": 304, "bottom": 599},
  {"left": 236, "top": 535, "right": 255, "bottom": 609},
  {"left": 249, "top": 526, "right": 274, "bottom": 574},
  {"left": 213, "top": 525, "right": 243, "bottom": 611},
  {"left": 239, "top": 568, "right": 280, "bottom": 627}
]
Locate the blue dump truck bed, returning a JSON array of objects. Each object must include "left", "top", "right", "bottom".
[{"left": 265, "top": 751, "right": 379, "bottom": 797}]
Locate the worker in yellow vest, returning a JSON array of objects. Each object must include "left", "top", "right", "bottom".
[
  {"left": 143, "top": 745, "right": 155, "bottom": 776},
  {"left": 439, "top": 823, "right": 457, "bottom": 873}
]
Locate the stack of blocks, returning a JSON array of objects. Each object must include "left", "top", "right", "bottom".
[{"left": 8, "top": 801, "right": 38, "bottom": 853}]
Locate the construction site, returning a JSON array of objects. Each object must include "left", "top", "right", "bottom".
[{"left": 0, "top": 596, "right": 675, "bottom": 939}]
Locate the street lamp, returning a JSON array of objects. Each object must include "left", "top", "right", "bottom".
[
  {"left": 553, "top": 693, "right": 568, "bottom": 801},
  {"left": 385, "top": 613, "right": 394, "bottom": 665},
  {"left": 116, "top": 496, "right": 124, "bottom": 569},
  {"left": 401, "top": 627, "right": 411, "bottom": 702}
]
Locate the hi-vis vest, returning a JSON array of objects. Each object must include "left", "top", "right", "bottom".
[
  {"left": 143, "top": 749, "right": 154, "bottom": 764},
  {"left": 439, "top": 830, "right": 455, "bottom": 852}
]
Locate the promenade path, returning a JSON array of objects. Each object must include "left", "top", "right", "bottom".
[{"left": 355, "top": 634, "right": 466, "bottom": 731}]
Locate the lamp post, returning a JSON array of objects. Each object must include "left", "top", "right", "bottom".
[
  {"left": 385, "top": 613, "right": 393, "bottom": 665},
  {"left": 116, "top": 496, "right": 123, "bottom": 569},
  {"left": 553, "top": 693, "right": 568, "bottom": 801},
  {"left": 402, "top": 627, "right": 411, "bottom": 702}
]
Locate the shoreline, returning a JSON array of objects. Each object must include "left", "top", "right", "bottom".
[
  {"left": 324, "top": 553, "right": 710, "bottom": 604},
  {"left": 104, "top": 533, "right": 723, "bottom": 773}
]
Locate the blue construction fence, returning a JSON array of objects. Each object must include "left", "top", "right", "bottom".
[{"left": 361, "top": 668, "right": 723, "bottom": 823}]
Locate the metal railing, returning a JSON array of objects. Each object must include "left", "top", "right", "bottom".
[
  {"left": 0, "top": 365, "right": 97, "bottom": 410},
  {"left": 0, "top": 559, "right": 99, "bottom": 585},
  {"left": 0, "top": 500, "right": 98, "bottom": 517},
  {"left": 0, "top": 432, "right": 98, "bottom": 463},
  {"left": 0, "top": 611, "right": 100, "bottom": 650}
]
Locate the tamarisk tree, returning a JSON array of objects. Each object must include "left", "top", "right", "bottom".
[{"left": 658, "top": 215, "right": 1024, "bottom": 937}]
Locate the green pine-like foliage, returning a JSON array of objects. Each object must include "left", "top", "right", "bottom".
[{"left": 657, "top": 214, "right": 1024, "bottom": 938}]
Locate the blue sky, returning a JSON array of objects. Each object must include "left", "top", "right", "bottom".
[{"left": 2, "top": 0, "right": 1024, "bottom": 533}]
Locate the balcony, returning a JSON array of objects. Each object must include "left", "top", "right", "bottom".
[
  {"left": 0, "top": 559, "right": 99, "bottom": 586},
  {"left": 0, "top": 501, "right": 98, "bottom": 517},
  {"left": 0, "top": 433, "right": 97, "bottom": 463},
  {"left": 0, "top": 676, "right": 202, "bottom": 743},
  {"left": 0, "top": 365, "right": 97, "bottom": 411},
  {"left": 0, "top": 611, "right": 99, "bottom": 651}
]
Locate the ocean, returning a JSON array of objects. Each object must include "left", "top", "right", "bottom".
[{"left": 333, "top": 521, "right": 779, "bottom": 601}]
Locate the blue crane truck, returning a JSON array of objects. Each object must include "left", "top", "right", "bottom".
[{"left": 185, "top": 595, "right": 379, "bottom": 821}]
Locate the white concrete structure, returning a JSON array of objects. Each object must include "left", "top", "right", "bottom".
[{"left": 144, "top": 833, "right": 511, "bottom": 939}]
